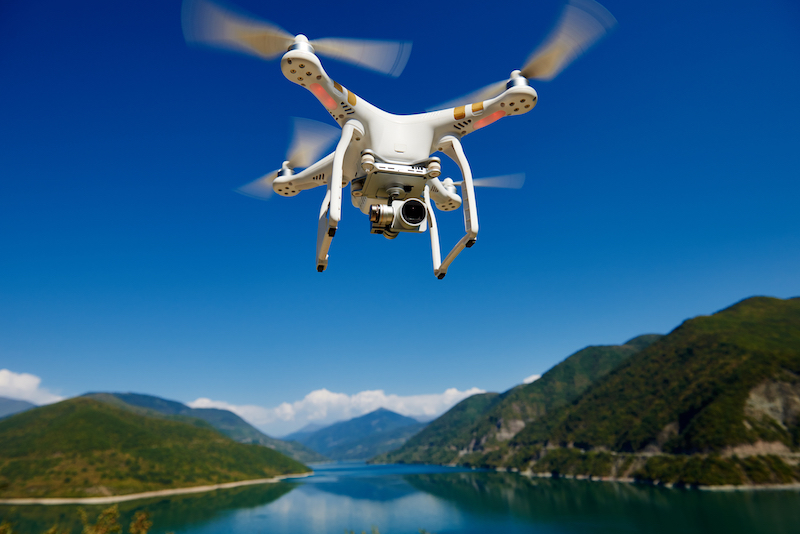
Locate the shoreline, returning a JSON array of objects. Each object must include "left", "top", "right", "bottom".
[
  {"left": 515, "top": 469, "right": 800, "bottom": 492},
  {"left": 0, "top": 471, "right": 313, "bottom": 506}
]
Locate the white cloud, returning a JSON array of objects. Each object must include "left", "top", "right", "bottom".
[
  {"left": 189, "top": 386, "right": 485, "bottom": 435},
  {"left": 0, "top": 369, "right": 63, "bottom": 405},
  {"left": 523, "top": 374, "right": 541, "bottom": 384}
]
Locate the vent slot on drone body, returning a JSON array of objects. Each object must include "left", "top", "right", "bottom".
[{"left": 312, "top": 173, "right": 325, "bottom": 182}]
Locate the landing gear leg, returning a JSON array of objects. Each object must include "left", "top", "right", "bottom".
[
  {"left": 429, "top": 134, "right": 479, "bottom": 279},
  {"left": 315, "top": 120, "right": 361, "bottom": 272}
]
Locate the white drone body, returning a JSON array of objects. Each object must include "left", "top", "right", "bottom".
[
  {"left": 183, "top": 0, "right": 616, "bottom": 278},
  {"left": 273, "top": 41, "right": 536, "bottom": 278}
]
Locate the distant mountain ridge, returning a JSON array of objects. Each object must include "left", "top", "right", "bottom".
[
  {"left": 294, "top": 408, "right": 427, "bottom": 460},
  {"left": 0, "top": 397, "right": 309, "bottom": 498},
  {"left": 0, "top": 396, "right": 36, "bottom": 419},
  {"left": 83, "top": 392, "right": 327, "bottom": 463},
  {"left": 282, "top": 422, "right": 330, "bottom": 443},
  {"left": 375, "top": 334, "right": 662, "bottom": 465}
]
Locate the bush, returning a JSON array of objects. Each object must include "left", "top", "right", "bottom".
[
  {"left": 0, "top": 506, "right": 152, "bottom": 534},
  {"left": 680, "top": 455, "right": 743, "bottom": 486},
  {"left": 634, "top": 455, "right": 687, "bottom": 484},
  {"left": 533, "top": 449, "right": 613, "bottom": 477},
  {"left": 736, "top": 456, "right": 773, "bottom": 484},
  {"left": 761, "top": 455, "right": 795, "bottom": 483}
]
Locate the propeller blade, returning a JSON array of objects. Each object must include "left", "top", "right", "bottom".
[
  {"left": 427, "top": 0, "right": 615, "bottom": 110},
  {"left": 521, "top": 0, "right": 616, "bottom": 81},
  {"left": 235, "top": 118, "right": 339, "bottom": 200},
  {"left": 310, "top": 38, "right": 412, "bottom": 77},
  {"left": 182, "top": 0, "right": 294, "bottom": 59},
  {"left": 183, "top": 0, "right": 412, "bottom": 76},
  {"left": 456, "top": 173, "right": 526, "bottom": 189},
  {"left": 286, "top": 117, "right": 340, "bottom": 169},
  {"left": 235, "top": 170, "right": 279, "bottom": 200},
  {"left": 427, "top": 79, "right": 507, "bottom": 111}
]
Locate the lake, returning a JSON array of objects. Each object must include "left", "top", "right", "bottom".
[{"left": 2, "top": 462, "right": 799, "bottom": 533}]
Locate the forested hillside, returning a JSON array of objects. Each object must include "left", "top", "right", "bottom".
[
  {"left": 0, "top": 397, "right": 309, "bottom": 498},
  {"left": 376, "top": 335, "right": 661, "bottom": 464},
  {"left": 84, "top": 392, "right": 327, "bottom": 463}
]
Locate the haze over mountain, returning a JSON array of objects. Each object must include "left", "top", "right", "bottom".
[
  {"left": 83, "top": 392, "right": 327, "bottom": 463},
  {"left": 0, "top": 396, "right": 35, "bottom": 419},
  {"left": 281, "top": 422, "right": 330, "bottom": 443},
  {"left": 293, "top": 408, "right": 426, "bottom": 460},
  {"left": 0, "top": 397, "right": 309, "bottom": 498}
]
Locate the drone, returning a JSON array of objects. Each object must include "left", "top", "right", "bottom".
[{"left": 182, "top": 0, "right": 615, "bottom": 278}]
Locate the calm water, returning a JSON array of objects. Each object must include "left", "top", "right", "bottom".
[{"left": 2, "top": 462, "right": 799, "bottom": 534}]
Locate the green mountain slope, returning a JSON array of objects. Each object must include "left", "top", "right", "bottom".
[
  {"left": 371, "top": 393, "right": 501, "bottom": 464},
  {"left": 84, "top": 392, "right": 327, "bottom": 463},
  {"left": 509, "top": 296, "right": 800, "bottom": 461},
  {"left": 0, "top": 397, "right": 309, "bottom": 498},
  {"left": 376, "top": 334, "right": 661, "bottom": 465},
  {"left": 0, "top": 397, "right": 35, "bottom": 419},
  {"left": 297, "top": 408, "right": 426, "bottom": 460}
]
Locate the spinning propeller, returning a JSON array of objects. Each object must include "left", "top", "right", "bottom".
[
  {"left": 458, "top": 173, "right": 526, "bottom": 189},
  {"left": 236, "top": 118, "right": 340, "bottom": 200},
  {"left": 433, "top": 0, "right": 616, "bottom": 109},
  {"left": 182, "top": 0, "right": 412, "bottom": 77}
]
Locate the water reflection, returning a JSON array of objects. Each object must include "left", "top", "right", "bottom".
[
  {"left": 302, "top": 462, "right": 468, "bottom": 502},
  {"left": 404, "top": 471, "right": 800, "bottom": 534},
  {"left": 2, "top": 464, "right": 799, "bottom": 534},
  {"left": 0, "top": 482, "right": 294, "bottom": 533}
]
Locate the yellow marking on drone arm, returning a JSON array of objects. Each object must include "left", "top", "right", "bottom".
[
  {"left": 471, "top": 102, "right": 484, "bottom": 113},
  {"left": 454, "top": 106, "right": 466, "bottom": 120},
  {"left": 348, "top": 91, "right": 357, "bottom": 106},
  {"left": 333, "top": 81, "right": 343, "bottom": 94}
]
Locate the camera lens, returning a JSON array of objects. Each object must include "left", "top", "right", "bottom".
[{"left": 400, "top": 199, "right": 426, "bottom": 226}]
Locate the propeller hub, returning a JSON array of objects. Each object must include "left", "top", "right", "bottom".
[
  {"left": 289, "top": 35, "right": 315, "bottom": 54},
  {"left": 506, "top": 70, "right": 529, "bottom": 89},
  {"left": 278, "top": 161, "right": 294, "bottom": 177}
]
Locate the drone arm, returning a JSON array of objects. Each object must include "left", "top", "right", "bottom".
[
  {"left": 429, "top": 135, "right": 479, "bottom": 279},
  {"left": 316, "top": 120, "right": 363, "bottom": 272},
  {"left": 272, "top": 153, "right": 335, "bottom": 196}
]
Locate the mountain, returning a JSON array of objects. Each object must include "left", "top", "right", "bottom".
[
  {"left": 0, "top": 397, "right": 35, "bottom": 419},
  {"left": 509, "top": 296, "right": 800, "bottom": 457},
  {"left": 83, "top": 392, "right": 328, "bottom": 463},
  {"left": 391, "top": 296, "right": 800, "bottom": 487},
  {"left": 375, "top": 334, "right": 662, "bottom": 465},
  {"left": 295, "top": 408, "right": 426, "bottom": 460},
  {"left": 0, "top": 397, "right": 309, "bottom": 498},
  {"left": 281, "top": 422, "right": 331, "bottom": 443},
  {"left": 372, "top": 393, "right": 501, "bottom": 465}
]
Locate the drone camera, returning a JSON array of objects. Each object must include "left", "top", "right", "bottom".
[
  {"left": 400, "top": 199, "right": 426, "bottom": 226},
  {"left": 369, "top": 198, "right": 428, "bottom": 239}
]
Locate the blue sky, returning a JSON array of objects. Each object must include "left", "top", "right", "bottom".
[{"left": 1, "top": 0, "right": 798, "bottom": 435}]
